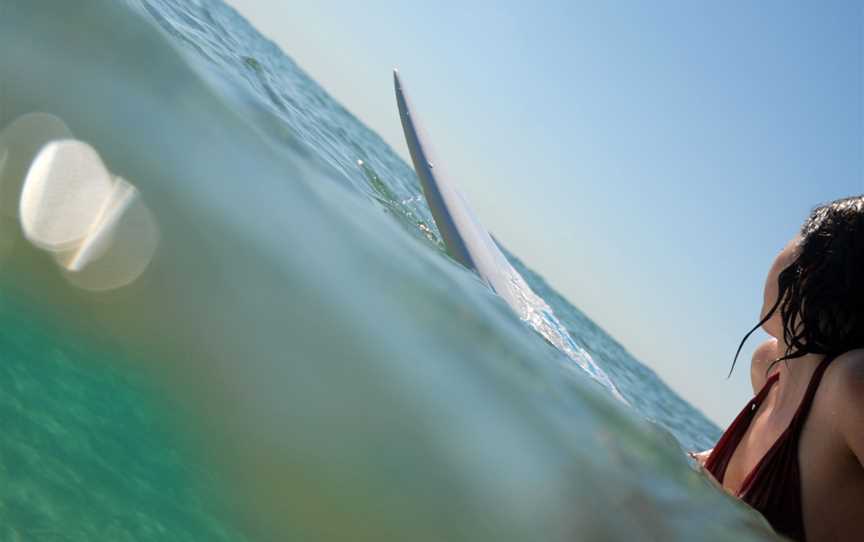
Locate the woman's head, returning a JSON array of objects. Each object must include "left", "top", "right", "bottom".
[
  {"left": 732, "top": 195, "right": 864, "bottom": 373},
  {"left": 760, "top": 236, "right": 802, "bottom": 339}
]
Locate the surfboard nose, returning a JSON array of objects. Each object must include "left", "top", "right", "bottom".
[{"left": 393, "top": 68, "right": 402, "bottom": 92}]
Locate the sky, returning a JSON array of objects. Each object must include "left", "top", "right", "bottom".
[{"left": 226, "top": 0, "right": 862, "bottom": 426}]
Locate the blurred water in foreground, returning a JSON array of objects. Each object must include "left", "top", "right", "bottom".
[{"left": 0, "top": 0, "right": 779, "bottom": 540}]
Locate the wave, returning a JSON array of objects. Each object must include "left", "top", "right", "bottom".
[{"left": 0, "top": 0, "right": 773, "bottom": 540}]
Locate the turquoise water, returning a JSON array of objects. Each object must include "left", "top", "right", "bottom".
[{"left": 0, "top": 0, "right": 779, "bottom": 539}]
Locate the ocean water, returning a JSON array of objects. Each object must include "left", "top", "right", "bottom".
[{"left": 0, "top": 0, "right": 780, "bottom": 540}]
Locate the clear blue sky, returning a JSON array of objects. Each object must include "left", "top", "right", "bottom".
[{"left": 226, "top": 0, "right": 862, "bottom": 425}]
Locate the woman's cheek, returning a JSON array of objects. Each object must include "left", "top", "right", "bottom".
[{"left": 761, "top": 311, "right": 783, "bottom": 339}]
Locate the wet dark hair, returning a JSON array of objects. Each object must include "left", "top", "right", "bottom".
[{"left": 730, "top": 195, "right": 864, "bottom": 376}]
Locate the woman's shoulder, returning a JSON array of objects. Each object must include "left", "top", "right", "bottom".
[
  {"left": 821, "top": 349, "right": 864, "bottom": 462},
  {"left": 750, "top": 338, "right": 781, "bottom": 394},
  {"left": 824, "top": 349, "right": 864, "bottom": 395}
]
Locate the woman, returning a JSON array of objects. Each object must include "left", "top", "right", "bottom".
[{"left": 691, "top": 195, "right": 864, "bottom": 541}]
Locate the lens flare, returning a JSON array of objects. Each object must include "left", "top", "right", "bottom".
[
  {"left": 20, "top": 140, "right": 115, "bottom": 251},
  {"left": 18, "top": 137, "right": 159, "bottom": 291},
  {"left": 0, "top": 113, "right": 73, "bottom": 219},
  {"left": 60, "top": 177, "right": 160, "bottom": 292}
]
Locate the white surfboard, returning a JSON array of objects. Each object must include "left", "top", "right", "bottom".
[{"left": 393, "top": 70, "right": 625, "bottom": 402}]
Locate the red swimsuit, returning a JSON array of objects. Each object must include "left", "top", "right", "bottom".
[{"left": 704, "top": 354, "right": 837, "bottom": 541}]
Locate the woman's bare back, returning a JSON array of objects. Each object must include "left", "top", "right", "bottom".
[{"left": 710, "top": 343, "right": 864, "bottom": 541}]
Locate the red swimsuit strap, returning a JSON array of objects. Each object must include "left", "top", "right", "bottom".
[
  {"left": 739, "top": 353, "right": 837, "bottom": 494},
  {"left": 705, "top": 354, "right": 839, "bottom": 542},
  {"left": 704, "top": 371, "right": 780, "bottom": 482},
  {"left": 704, "top": 354, "right": 836, "bottom": 486}
]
